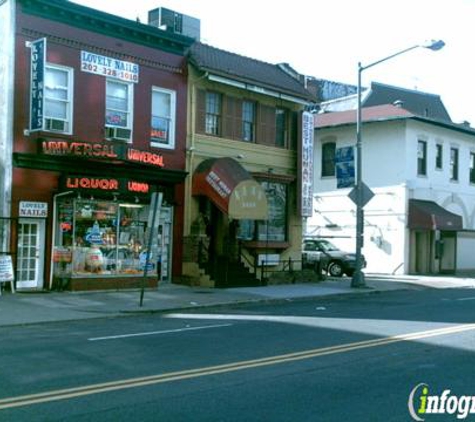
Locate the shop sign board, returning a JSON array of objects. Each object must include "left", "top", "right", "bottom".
[
  {"left": 0, "top": 255, "right": 14, "bottom": 283},
  {"left": 299, "top": 111, "right": 314, "bottom": 217},
  {"left": 61, "top": 176, "right": 151, "bottom": 195},
  {"left": 81, "top": 51, "right": 139, "bottom": 83},
  {"left": 40, "top": 140, "right": 165, "bottom": 168},
  {"left": 19, "top": 201, "right": 48, "bottom": 218},
  {"left": 29, "top": 38, "right": 46, "bottom": 132}
]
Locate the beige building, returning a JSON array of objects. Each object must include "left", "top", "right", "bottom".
[{"left": 182, "top": 43, "right": 314, "bottom": 287}]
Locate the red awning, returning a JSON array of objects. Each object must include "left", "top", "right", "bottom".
[
  {"left": 192, "top": 157, "right": 268, "bottom": 220},
  {"left": 408, "top": 199, "right": 463, "bottom": 231}
]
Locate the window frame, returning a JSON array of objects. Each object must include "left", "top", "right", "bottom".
[
  {"left": 435, "top": 143, "right": 443, "bottom": 170},
  {"left": 450, "top": 147, "right": 459, "bottom": 182},
  {"left": 321, "top": 142, "right": 336, "bottom": 177},
  {"left": 275, "top": 108, "right": 287, "bottom": 148},
  {"left": 417, "top": 139, "right": 427, "bottom": 176},
  {"left": 205, "top": 91, "right": 222, "bottom": 136},
  {"left": 237, "top": 181, "right": 288, "bottom": 243},
  {"left": 150, "top": 86, "right": 177, "bottom": 149},
  {"left": 43, "top": 63, "right": 74, "bottom": 134},
  {"left": 105, "top": 79, "right": 134, "bottom": 130},
  {"left": 242, "top": 100, "right": 256, "bottom": 142},
  {"left": 470, "top": 152, "right": 475, "bottom": 184}
]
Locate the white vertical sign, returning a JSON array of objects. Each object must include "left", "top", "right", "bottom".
[{"left": 300, "top": 111, "right": 314, "bottom": 217}]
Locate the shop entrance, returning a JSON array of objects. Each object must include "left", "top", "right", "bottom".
[{"left": 16, "top": 218, "right": 46, "bottom": 290}]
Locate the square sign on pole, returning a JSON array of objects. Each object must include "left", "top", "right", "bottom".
[
  {"left": 348, "top": 182, "right": 375, "bottom": 208},
  {"left": 335, "top": 146, "right": 355, "bottom": 189}
]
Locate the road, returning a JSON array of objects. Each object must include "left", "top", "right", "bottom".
[{"left": 1, "top": 287, "right": 475, "bottom": 421}]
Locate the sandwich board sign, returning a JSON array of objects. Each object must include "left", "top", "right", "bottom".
[{"left": 0, "top": 255, "right": 15, "bottom": 295}]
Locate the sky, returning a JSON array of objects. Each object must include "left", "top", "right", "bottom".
[{"left": 72, "top": 0, "right": 475, "bottom": 125}]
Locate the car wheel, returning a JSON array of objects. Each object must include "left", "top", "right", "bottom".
[{"left": 328, "top": 261, "right": 344, "bottom": 277}]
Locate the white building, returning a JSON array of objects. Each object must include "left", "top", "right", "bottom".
[{"left": 308, "top": 102, "right": 475, "bottom": 275}]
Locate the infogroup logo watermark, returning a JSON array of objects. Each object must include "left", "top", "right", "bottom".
[{"left": 408, "top": 383, "right": 475, "bottom": 420}]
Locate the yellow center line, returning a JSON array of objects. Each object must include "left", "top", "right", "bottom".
[{"left": 1, "top": 323, "right": 474, "bottom": 410}]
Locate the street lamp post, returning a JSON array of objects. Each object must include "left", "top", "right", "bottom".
[{"left": 351, "top": 40, "right": 445, "bottom": 288}]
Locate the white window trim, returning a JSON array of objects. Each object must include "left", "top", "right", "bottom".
[
  {"left": 150, "top": 86, "right": 176, "bottom": 150},
  {"left": 105, "top": 79, "right": 134, "bottom": 130},
  {"left": 44, "top": 63, "right": 74, "bottom": 135}
]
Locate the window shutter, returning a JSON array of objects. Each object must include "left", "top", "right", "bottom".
[
  {"left": 195, "top": 88, "right": 206, "bottom": 134},
  {"left": 223, "top": 95, "right": 236, "bottom": 139},
  {"left": 234, "top": 99, "right": 243, "bottom": 140},
  {"left": 256, "top": 104, "right": 275, "bottom": 146}
]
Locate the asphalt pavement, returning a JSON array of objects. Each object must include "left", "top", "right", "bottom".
[{"left": 1, "top": 273, "right": 475, "bottom": 327}]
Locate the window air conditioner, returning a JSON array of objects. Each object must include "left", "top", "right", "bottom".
[
  {"left": 105, "top": 127, "right": 132, "bottom": 141},
  {"left": 45, "top": 118, "right": 66, "bottom": 132}
]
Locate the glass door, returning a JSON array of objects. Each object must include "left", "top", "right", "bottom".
[{"left": 16, "top": 218, "right": 46, "bottom": 290}]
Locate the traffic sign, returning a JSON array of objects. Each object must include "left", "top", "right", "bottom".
[{"left": 348, "top": 182, "right": 375, "bottom": 208}]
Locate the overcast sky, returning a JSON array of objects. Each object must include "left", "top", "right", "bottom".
[{"left": 72, "top": 0, "right": 474, "bottom": 125}]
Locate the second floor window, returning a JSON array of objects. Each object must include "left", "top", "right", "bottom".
[
  {"left": 470, "top": 152, "right": 475, "bottom": 184},
  {"left": 106, "top": 80, "right": 132, "bottom": 129},
  {"left": 44, "top": 64, "right": 73, "bottom": 133},
  {"left": 321, "top": 142, "right": 336, "bottom": 177},
  {"left": 151, "top": 87, "right": 176, "bottom": 148},
  {"left": 242, "top": 101, "right": 255, "bottom": 142},
  {"left": 275, "top": 108, "right": 287, "bottom": 147},
  {"left": 205, "top": 92, "right": 221, "bottom": 136},
  {"left": 450, "top": 147, "right": 459, "bottom": 181},
  {"left": 435, "top": 143, "right": 443, "bottom": 169},
  {"left": 417, "top": 140, "right": 427, "bottom": 176}
]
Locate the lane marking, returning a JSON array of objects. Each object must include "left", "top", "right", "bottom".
[
  {"left": 1, "top": 322, "right": 474, "bottom": 410},
  {"left": 88, "top": 323, "right": 233, "bottom": 341}
]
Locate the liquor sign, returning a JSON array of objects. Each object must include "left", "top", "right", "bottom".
[
  {"left": 19, "top": 201, "right": 48, "bottom": 218},
  {"left": 30, "top": 38, "right": 46, "bottom": 132},
  {"left": 81, "top": 51, "right": 139, "bottom": 83},
  {"left": 61, "top": 176, "right": 151, "bottom": 195},
  {"left": 300, "top": 111, "right": 314, "bottom": 217}
]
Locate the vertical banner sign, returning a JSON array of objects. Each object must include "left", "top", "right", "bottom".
[
  {"left": 300, "top": 111, "right": 314, "bottom": 217},
  {"left": 30, "top": 38, "right": 46, "bottom": 132}
]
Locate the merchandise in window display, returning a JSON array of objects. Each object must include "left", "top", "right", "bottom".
[{"left": 54, "top": 199, "right": 161, "bottom": 277}]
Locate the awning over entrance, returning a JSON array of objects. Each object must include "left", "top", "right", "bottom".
[
  {"left": 408, "top": 199, "right": 463, "bottom": 231},
  {"left": 192, "top": 157, "right": 268, "bottom": 220}
]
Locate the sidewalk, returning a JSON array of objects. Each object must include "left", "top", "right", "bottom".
[{"left": 1, "top": 273, "right": 475, "bottom": 328}]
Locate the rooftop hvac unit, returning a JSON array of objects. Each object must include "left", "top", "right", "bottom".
[{"left": 148, "top": 7, "right": 200, "bottom": 40}]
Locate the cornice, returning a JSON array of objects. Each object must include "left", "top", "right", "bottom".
[{"left": 19, "top": 0, "right": 195, "bottom": 56}]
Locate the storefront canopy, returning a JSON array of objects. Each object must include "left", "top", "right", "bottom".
[
  {"left": 408, "top": 199, "right": 463, "bottom": 231},
  {"left": 192, "top": 157, "right": 268, "bottom": 220}
]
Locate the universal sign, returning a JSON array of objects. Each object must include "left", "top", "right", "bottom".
[{"left": 41, "top": 140, "right": 165, "bottom": 168}]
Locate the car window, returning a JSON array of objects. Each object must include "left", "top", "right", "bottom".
[
  {"left": 317, "top": 240, "right": 339, "bottom": 252},
  {"left": 304, "top": 242, "right": 317, "bottom": 251}
]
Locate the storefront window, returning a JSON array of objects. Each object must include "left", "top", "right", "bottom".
[
  {"left": 237, "top": 181, "right": 288, "bottom": 242},
  {"left": 53, "top": 199, "right": 164, "bottom": 278}
]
